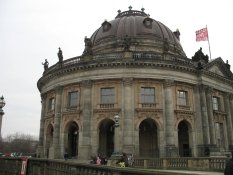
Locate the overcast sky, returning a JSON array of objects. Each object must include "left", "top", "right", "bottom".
[{"left": 0, "top": 0, "right": 233, "bottom": 139}]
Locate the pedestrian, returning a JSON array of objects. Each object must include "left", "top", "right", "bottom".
[
  {"left": 96, "top": 156, "right": 101, "bottom": 165},
  {"left": 224, "top": 151, "right": 233, "bottom": 175},
  {"left": 116, "top": 153, "right": 128, "bottom": 167}
]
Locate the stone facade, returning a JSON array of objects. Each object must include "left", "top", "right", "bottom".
[{"left": 37, "top": 8, "right": 233, "bottom": 160}]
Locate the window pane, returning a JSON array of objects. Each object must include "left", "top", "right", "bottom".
[
  {"left": 178, "top": 91, "right": 187, "bottom": 106},
  {"left": 101, "top": 88, "right": 115, "bottom": 104},
  {"left": 68, "top": 91, "right": 79, "bottom": 107},
  {"left": 49, "top": 98, "right": 55, "bottom": 110},
  {"left": 212, "top": 97, "right": 219, "bottom": 110},
  {"left": 141, "top": 87, "right": 155, "bottom": 103}
]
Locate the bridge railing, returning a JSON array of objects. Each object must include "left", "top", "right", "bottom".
[
  {"left": 133, "top": 157, "right": 229, "bottom": 171},
  {"left": 0, "top": 157, "right": 229, "bottom": 175}
]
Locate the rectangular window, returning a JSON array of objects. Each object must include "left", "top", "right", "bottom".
[
  {"left": 68, "top": 91, "right": 79, "bottom": 107},
  {"left": 101, "top": 88, "right": 115, "bottom": 104},
  {"left": 141, "top": 87, "right": 155, "bottom": 103},
  {"left": 212, "top": 96, "right": 220, "bottom": 110},
  {"left": 48, "top": 97, "right": 55, "bottom": 110},
  {"left": 177, "top": 91, "right": 188, "bottom": 106}
]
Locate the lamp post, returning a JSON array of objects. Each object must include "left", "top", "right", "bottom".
[
  {"left": 0, "top": 96, "right": 6, "bottom": 140},
  {"left": 110, "top": 114, "right": 121, "bottom": 160}
]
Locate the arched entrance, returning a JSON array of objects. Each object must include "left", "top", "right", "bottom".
[
  {"left": 45, "top": 124, "right": 53, "bottom": 158},
  {"left": 64, "top": 122, "right": 79, "bottom": 158},
  {"left": 178, "top": 120, "right": 191, "bottom": 157},
  {"left": 139, "top": 118, "right": 158, "bottom": 157},
  {"left": 99, "top": 119, "right": 114, "bottom": 157}
]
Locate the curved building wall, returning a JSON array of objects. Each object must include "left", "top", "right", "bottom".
[{"left": 37, "top": 53, "right": 233, "bottom": 159}]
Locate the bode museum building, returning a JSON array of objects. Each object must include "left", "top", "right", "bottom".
[{"left": 37, "top": 7, "right": 233, "bottom": 160}]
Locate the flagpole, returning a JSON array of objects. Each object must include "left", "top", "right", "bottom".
[{"left": 206, "top": 25, "right": 212, "bottom": 60}]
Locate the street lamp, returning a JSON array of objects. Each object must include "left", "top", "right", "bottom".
[
  {"left": 110, "top": 114, "right": 121, "bottom": 160},
  {"left": 114, "top": 114, "right": 120, "bottom": 127},
  {"left": 0, "top": 96, "right": 6, "bottom": 140}
]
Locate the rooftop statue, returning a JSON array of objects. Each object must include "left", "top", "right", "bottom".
[
  {"left": 57, "top": 47, "right": 63, "bottom": 62},
  {"left": 192, "top": 47, "right": 209, "bottom": 63},
  {"left": 82, "top": 37, "right": 92, "bottom": 56},
  {"left": 42, "top": 59, "right": 49, "bottom": 70}
]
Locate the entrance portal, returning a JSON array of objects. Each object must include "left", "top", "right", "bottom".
[
  {"left": 178, "top": 120, "right": 190, "bottom": 157},
  {"left": 45, "top": 124, "right": 53, "bottom": 158},
  {"left": 99, "top": 119, "right": 114, "bottom": 157},
  {"left": 139, "top": 118, "right": 158, "bottom": 157},
  {"left": 65, "top": 122, "right": 79, "bottom": 158}
]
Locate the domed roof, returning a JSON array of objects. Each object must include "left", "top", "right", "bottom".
[{"left": 89, "top": 7, "right": 186, "bottom": 57}]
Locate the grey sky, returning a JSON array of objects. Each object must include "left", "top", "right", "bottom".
[{"left": 0, "top": 0, "right": 233, "bottom": 138}]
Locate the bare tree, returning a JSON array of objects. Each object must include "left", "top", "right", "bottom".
[{"left": 0, "top": 132, "right": 38, "bottom": 156}]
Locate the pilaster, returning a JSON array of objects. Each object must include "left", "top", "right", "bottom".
[
  {"left": 163, "top": 79, "right": 177, "bottom": 157},
  {"left": 199, "top": 84, "right": 210, "bottom": 145},
  {"left": 224, "top": 93, "right": 233, "bottom": 147},
  {"left": 122, "top": 78, "right": 134, "bottom": 153},
  {"left": 79, "top": 80, "right": 92, "bottom": 159},
  {"left": 193, "top": 85, "right": 203, "bottom": 156},
  {"left": 206, "top": 86, "right": 216, "bottom": 145},
  {"left": 52, "top": 86, "right": 63, "bottom": 159}
]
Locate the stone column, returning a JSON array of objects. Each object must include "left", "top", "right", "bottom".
[
  {"left": 199, "top": 85, "right": 210, "bottom": 145},
  {"left": 52, "top": 86, "right": 63, "bottom": 159},
  {"left": 193, "top": 85, "right": 203, "bottom": 156},
  {"left": 163, "top": 79, "right": 176, "bottom": 157},
  {"left": 122, "top": 78, "right": 134, "bottom": 153},
  {"left": 196, "top": 84, "right": 211, "bottom": 156},
  {"left": 206, "top": 87, "right": 216, "bottom": 145},
  {"left": 37, "top": 93, "right": 46, "bottom": 158},
  {"left": 224, "top": 93, "right": 233, "bottom": 149},
  {"left": 79, "top": 80, "right": 92, "bottom": 160}
]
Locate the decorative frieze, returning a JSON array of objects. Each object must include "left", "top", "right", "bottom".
[{"left": 62, "top": 114, "right": 80, "bottom": 124}]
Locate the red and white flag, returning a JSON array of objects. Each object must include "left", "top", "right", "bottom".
[{"left": 196, "top": 27, "right": 208, "bottom": 41}]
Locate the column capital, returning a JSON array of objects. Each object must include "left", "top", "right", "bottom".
[
  {"left": 81, "top": 80, "right": 92, "bottom": 88},
  {"left": 206, "top": 86, "right": 213, "bottom": 95},
  {"left": 230, "top": 94, "right": 233, "bottom": 100},
  {"left": 198, "top": 84, "right": 210, "bottom": 92},
  {"left": 55, "top": 85, "right": 63, "bottom": 93},
  {"left": 223, "top": 92, "right": 230, "bottom": 99},
  {"left": 163, "top": 79, "right": 174, "bottom": 88},
  {"left": 122, "top": 78, "right": 133, "bottom": 86}
]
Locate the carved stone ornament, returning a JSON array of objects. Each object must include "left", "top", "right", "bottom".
[
  {"left": 82, "top": 37, "right": 92, "bottom": 56},
  {"left": 143, "top": 17, "right": 153, "bottom": 28},
  {"left": 163, "top": 79, "right": 174, "bottom": 88},
  {"left": 123, "top": 35, "right": 131, "bottom": 51},
  {"left": 102, "top": 20, "right": 111, "bottom": 32},
  {"left": 81, "top": 80, "right": 92, "bottom": 88},
  {"left": 62, "top": 114, "right": 80, "bottom": 124},
  {"left": 192, "top": 47, "right": 209, "bottom": 63},
  {"left": 123, "top": 78, "right": 133, "bottom": 86},
  {"left": 96, "top": 112, "right": 116, "bottom": 121}
]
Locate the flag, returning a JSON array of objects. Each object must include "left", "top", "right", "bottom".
[{"left": 196, "top": 27, "right": 208, "bottom": 41}]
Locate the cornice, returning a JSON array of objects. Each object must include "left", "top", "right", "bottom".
[{"left": 37, "top": 55, "right": 233, "bottom": 90}]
